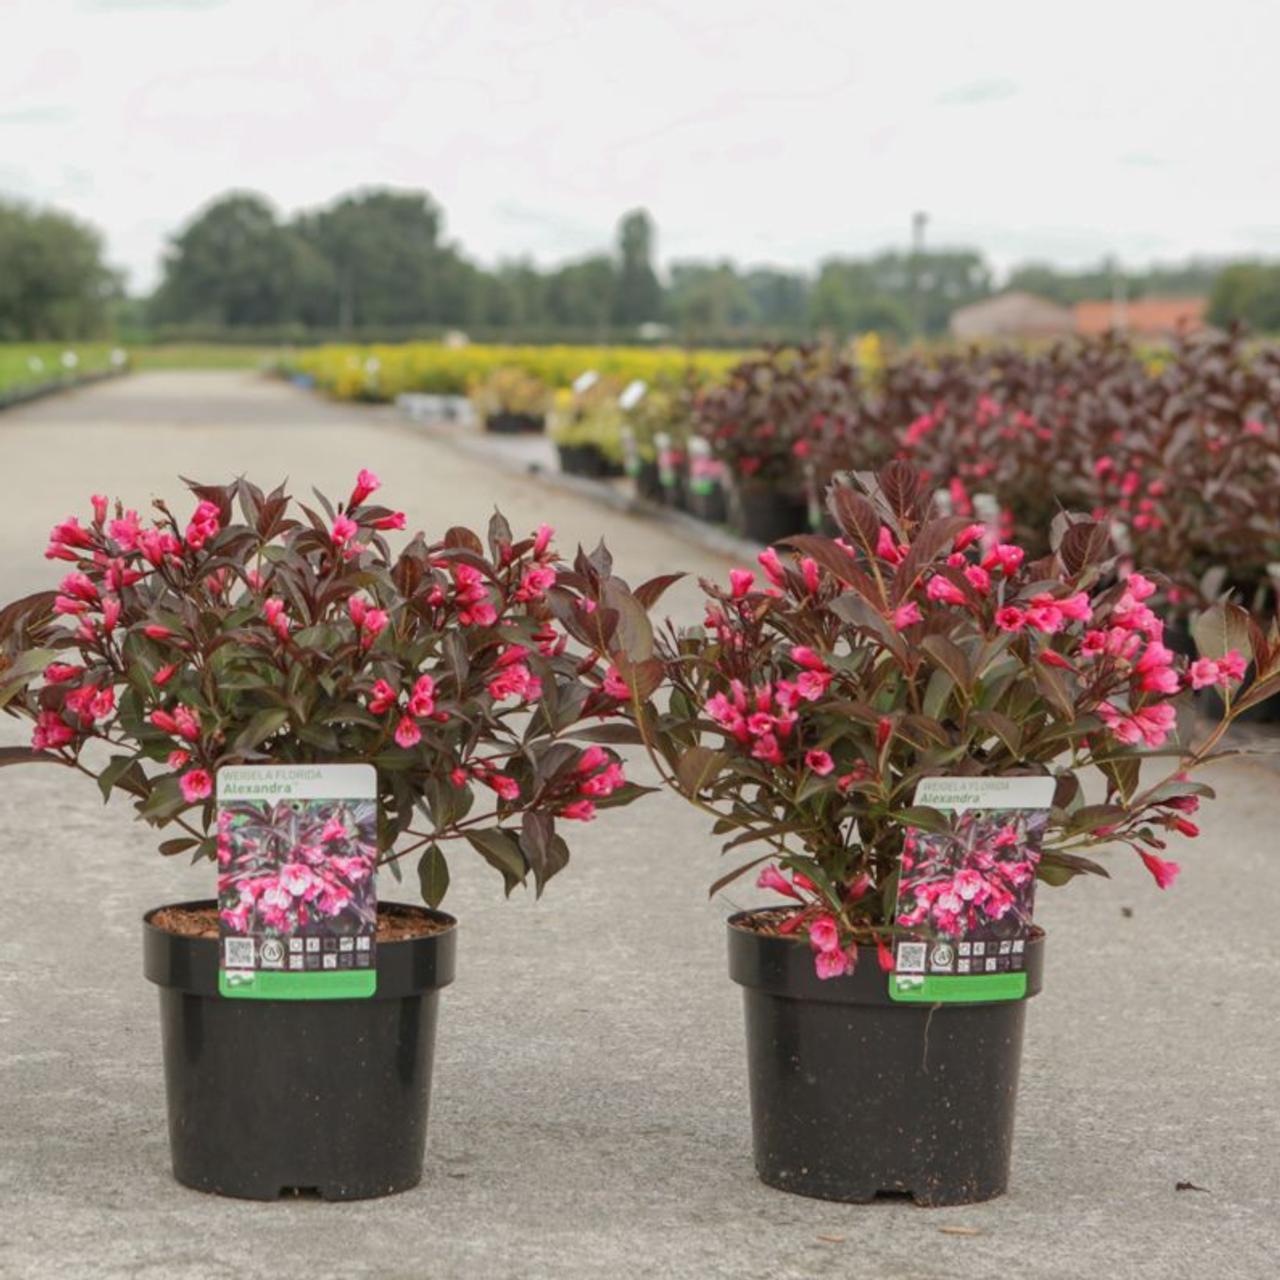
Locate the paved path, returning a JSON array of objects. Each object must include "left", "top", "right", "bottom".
[{"left": 0, "top": 373, "right": 1276, "bottom": 1279}]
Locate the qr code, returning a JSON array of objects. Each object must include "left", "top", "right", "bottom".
[
  {"left": 224, "top": 937, "right": 255, "bottom": 970},
  {"left": 896, "top": 942, "right": 927, "bottom": 974}
]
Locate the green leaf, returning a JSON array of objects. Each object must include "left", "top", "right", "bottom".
[
  {"left": 233, "top": 707, "right": 290, "bottom": 752},
  {"left": 136, "top": 776, "right": 187, "bottom": 822},
  {"left": 893, "top": 804, "right": 952, "bottom": 835},
  {"left": 0, "top": 647, "right": 57, "bottom": 708},
  {"left": 465, "top": 828, "right": 527, "bottom": 895},
  {"left": 602, "top": 579, "right": 654, "bottom": 661},
  {"left": 159, "top": 837, "right": 199, "bottom": 857},
  {"left": 1067, "top": 803, "right": 1129, "bottom": 834},
  {"left": 417, "top": 844, "right": 450, "bottom": 908},
  {"left": 676, "top": 746, "right": 728, "bottom": 796},
  {"left": 0, "top": 745, "right": 65, "bottom": 768},
  {"left": 97, "top": 753, "right": 144, "bottom": 802},
  {"left": 1191, "top": 601, "right": 1252, "bottom": 664},
  {"left": 921, "top": 634, "right": 972, "bottom": 693}
]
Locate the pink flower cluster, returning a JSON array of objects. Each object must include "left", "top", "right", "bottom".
[
  {"left": 558, "top": 745, "right": 628, "bottom": 821},
  {"left": 366, "top": 674, "right": 443, "bottom": 748}
]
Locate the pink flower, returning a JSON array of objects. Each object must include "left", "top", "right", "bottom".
[
  {"left": 394, "top": 715, "right": 422, "bottom": 748},
  {"left": 808, "top": 915, "right": 841, "bottom": 953},
  {"left": 1139, "top": 850, "right": 1180, "bottom": 889},
  {"left": 1133, "top": 702, "right": 1177, "bottom": 747},
  {"left": 756, "top": 865, "right": 801, "bottom": 899},
  {"left": 561, "top": 799, "right": 596, "bottom": 821},
  {"left": 485, "top": 773, "right": 520, "bottom": 801},
  {"left": 729, "top": 568, "right": 755, "bottom": 599},
  {"left": 331, "top": 514, "right": 359, "bottom": 546},
  {"left": 487, "top": 660, "right": 541, "bottom": 703},
  {"left": 954, "top": 523, "right": 986, "bottom": 552},
  {"left": 91, "top": 494, "right": 108, "bottom": 524},
  {"left": 876, "top": 526, "right": 905, "bottom": 564},
  {"left": 801, "top": 558, "right": 820, "bottom": 595},
  {"left": 926, "top": 575, "right": 966, "bottom": 606},
  {"left": 31, "top": 710, "right": 74, "bottom": 750},
  {"left": 1219, "top": 650, "right": 1248, "bottom": 682},
  {"left": 791, "top": 646, "right": 827, "bottom": 672},
  {"left": 184, "top": 501, "right": 220, "bottom": 551},
  {"left": 349, "top": 469, "right": 381, "bottom": 508},
  {"left": 1097, "top": 702, "right": 1143, "bottom": 746},
  {"left": 751, "top": 733, "right": 784, "bottom": 764},
  {"left": 514, "top": 564, "right": 557, "bottom": 603},
  {"left": 347, "top": 595, "right": 368, "bottom": 627},
  {"left": 43, "top": 662, "right": 82, "bottom": 683},
  {"left": 580, "top": 762, "right": 626, "bottom": 798},
  {"left": 1189, "top": 658, "right": 1220, "bottom": 690},
  {"left": 360, "top": 608, "right": 389, "bottom": 648},
  {"left": 814, "top": 948, "right": 855, "bottom": 980},
  {"left": 1025, "top": 604, "right": 1064, "bottom": 634},
  {"left": 373, "top": 511, "right": 406, "bottom": 531},
  {"left": 1172, "top": 817, "right": 1200, "bottom": 839},
  {"left": 805, "top": 749, "right": 835, "bottom": 776},
  {"left": 108, "top": 510, "right": 142, "bottom": 551},
  {"left": 875, "top": 935, "right": 894, "bottom": 973},
  {"left": 963, "top": 565, "right": 992, "bottom": 594},
  {"left": 321, "top": 816, "right": 348, "bottom": 843},
  {"left": 180, "top": 769, "right": 212, "bottom": 803},
  {"left": 408, "top": 674, "right": 436, "bottom": 716},
  {"left": 995, "top": 605, "right": 1026, "bottom": 632},
  {"left": 577, "top": 745, "right": 609, "bottom": 774},
  {"left": 368, "top": 679, "right": 398, "bottom": 715},
  {"left": 59, "top": 571, "right": 99, "bottom": 603},
  {"left": 101, "top": 597, "right": 121, "bottom": 633},
  {"left": 982, "top": 543, "right": 1024, "bottom": 574},
  {"left": 602, "top": 666, "right": 630, "bottom": 699},
  {"left": 533, "top": 523, "right": 554, "bottom": 557},
  {"left": 758, "top": 546, "right": 787, "bottom": 587},
  {"left": 891, "top": 601, "right": 922, "bottom": 629}
]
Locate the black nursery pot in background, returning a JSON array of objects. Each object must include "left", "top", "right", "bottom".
[
  {"left": 728, "top": 912, "right": 1043, "bottom": 1206},
  {"left": 730, "top": 484, "right": 810, "bottom": 545},
  {"left": 144, "top": 900, "right": 457, "bottom": 1201},
  {"left": 485, "top": 411, "right": 545, "bottom": 435}
]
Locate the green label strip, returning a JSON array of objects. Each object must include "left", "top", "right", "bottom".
[
  {"left": 888, "top": 971, "right": 1027, "bottom": 1004},
  {"left": 219, "top": 970, "right": 377, "bottom": 1000}
]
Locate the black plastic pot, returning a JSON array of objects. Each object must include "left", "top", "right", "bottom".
[
  {"left": 728, "top": 911, "right": 1043, "bottom": 1206},
  {"left": 143, "top": 899, "right": 457, "bottom": 1201},
  {"left": 731, "top": 486, "right": 810, "bottom": 545},
  {"left": 688, "top": 485, "right": 728, "bottom": 524},
  {"left": 485, "top": 411, "right": 545, "bottom": 435},
  {"left": 630, "top": 459, "right": 664, "bottom": 502}
]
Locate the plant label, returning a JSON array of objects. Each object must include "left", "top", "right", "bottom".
[
  {"left": 216, "top": 764, "right": 379, "bottom": 1000},
  {"left": 619, "top": 378, "right": 648, "bottom": 410},
  {"left": 889, "top": 775, "right": 1055, "bottom": 1003},
  {"left": 572, "top": 369, "right": 599, "bottom": 394}
]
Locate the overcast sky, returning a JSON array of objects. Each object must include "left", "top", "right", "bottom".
[{"left": 3, "top": 0, "right": 1278, "bottom": 292}]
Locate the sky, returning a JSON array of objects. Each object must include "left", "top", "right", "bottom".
[{"left": 2, "top": 0, "right": 1279, "bottom": 293}]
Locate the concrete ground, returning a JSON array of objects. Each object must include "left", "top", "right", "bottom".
[{"left": 0, "top": 372, "right": 1276, "bottom": 1280}]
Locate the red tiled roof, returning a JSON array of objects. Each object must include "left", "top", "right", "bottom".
[{"left": 1073, "top": 297, "right": 1207, "bottom": 337}]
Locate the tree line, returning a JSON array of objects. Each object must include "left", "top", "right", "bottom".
[{"left": 3, "top": 186, "right": 1280, "bottom": 342}]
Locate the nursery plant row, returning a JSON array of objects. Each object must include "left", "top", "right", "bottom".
[
  {"left": 0, "top": 343, "right": 128, "bottom": 406},
  {"left": 544, "top": 333, "right": 1280, "bottom": 628},
  {"left": 2, "top": 462, "right": 1275, "bottom": 1206}
]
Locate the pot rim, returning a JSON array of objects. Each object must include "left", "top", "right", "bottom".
[
  {"left": 143, "top": 897, "right": 458, "bottom": 999},
  {"left": 727, "top": 906, "right": 1044, "bottom": 1006}
]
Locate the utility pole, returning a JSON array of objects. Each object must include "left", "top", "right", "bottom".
[{"left": 910, "top": 211, "right": 928, "bottom": 338}]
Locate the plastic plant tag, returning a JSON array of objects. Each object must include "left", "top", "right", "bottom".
[
  {"left": 216, "top": 764, "right": 378, "bottom": 1000},
  {"left": 619, "top": 378, "right": 648, "bottom": 410},
  {"left": 572, "top": 369, "right": 599, "bottom": 394},
  {"left": 889, "top": 776, "right": 1055, "bottom": 1004}
]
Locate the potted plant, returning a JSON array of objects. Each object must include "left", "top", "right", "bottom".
[
  {"left": 0, "top": 471, "right": 660, "bottom": 1200},
  {"left": 549, "top": 378, "right": 629, "bottom": 479},
  {"left": 621, "top": 461, "right": 1277, "bottom": 1205},
  {"left": 469, "top": 367, "right": 551, "bottom": 434},
  {"left": 696, "top": 347, "right": 860, "bottom": 544}
]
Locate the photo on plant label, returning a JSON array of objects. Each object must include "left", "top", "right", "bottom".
[
  {"left": 894, "top": 808, "right": 1050, "bottom": 943},
  {"left": 217, "top": 798, "right": 379, "bottom": 942}
]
